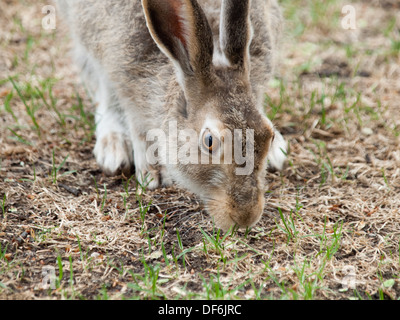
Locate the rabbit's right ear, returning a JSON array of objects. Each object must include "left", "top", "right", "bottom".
[
  {"left": 220, "top": 0, "right": 252, "bottom": 78},
  {"left": 142, "top": 0, "right": 214, "bottom": 86}
]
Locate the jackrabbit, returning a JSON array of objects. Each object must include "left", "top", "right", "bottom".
[{"left": 57, "top": 0, "right": 287, "bottom": 230}]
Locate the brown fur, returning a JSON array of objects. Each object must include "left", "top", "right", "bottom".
[{"left": 57, "top": 0, "right": 285, "bottom": 230}]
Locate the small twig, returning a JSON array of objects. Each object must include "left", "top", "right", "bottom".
[
  {"left": 58, "top": 183, "right": 81, "bottom": 196},
  {"left": 14, "top": 230, "right": 30, "bottom": 245}
]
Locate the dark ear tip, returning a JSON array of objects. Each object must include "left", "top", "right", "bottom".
[
  {"left": 142, "top": 0, "right": 214, "bottom": 78},
  {"left": 220, "top": 0, "right": 252, "bottom": 71}
]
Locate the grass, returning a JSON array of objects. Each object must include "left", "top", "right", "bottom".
[
  {"left": 50, "top": 149, "right": 76, "bottom": 184},
  {"left": 7, "top": 127, "right": 33, "bottom": 146},
  {"left": 9, "top": 77, "right": 42, "bottom": 138},
  {"left": 0, "top": 243, "right": 9, "bottom": 266},
  {"left": 128, "top": 253, "right": 169, "bottom": 300},
  {"left": 36, "top": 84, "right": 66, "bottom": 128},
  {"left": 1, "top": 194, "right": 6, "bottom": 218},
  {"left": 3, "top": 74, "right": 95, "bottom": 148},
  {"left": 100, "top": 183, "right": 108, "bottom": 212},
  {"left": 68, "top": 91, "right": 96, "bottom": 144},
  {"left": 135, "top": 174, "right": 155, "bottom": 234},
  {"left": 199, "top": 268, "right": 242, "bottom": 300},
  {"left": 3, "top": 89, "right": 18, "bottom": 123},
  {"left": 200, "top": 226, "right": 236, "bottom": 264},
  {"left": 275, "top": 207, "right": 299, "bottom": 243}
]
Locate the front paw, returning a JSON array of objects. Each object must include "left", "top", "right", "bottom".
[
  {"left": 94, "top": 132, "right": 134, "bottom": 176},
  {"left": 135, "top": 167, "right": 161, "bottom": 190},
  {"left": 267, "top": 130, "right": 287, "bottom": 171}
]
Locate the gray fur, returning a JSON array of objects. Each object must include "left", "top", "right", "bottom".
[{"left": 57, "top": 0, "right": 287, "bottom": 230}]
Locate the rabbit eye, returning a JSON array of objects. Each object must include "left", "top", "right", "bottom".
[
  {"left": 202, "top": 130, "right": 218, "bottom": 153},
  {"left": 203, "top": 132, "right": 213, "bottom": 151},
  {"left": 205, "top": 133, "right": 213, "bottom": 148}
]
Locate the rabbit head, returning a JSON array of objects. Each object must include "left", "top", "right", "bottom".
[{"left": 143, "top": 0, "right": 276, "bottom": 230}]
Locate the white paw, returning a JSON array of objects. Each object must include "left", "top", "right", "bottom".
[
  {"left": 135, "top": 168, "right": 160, "bottom": 190},
  {"left": 132, "top": 138, "right": 161, "bottom": 190},
  {"left": 268, "top": 130, "right": 287, "bottom": 171},
  {"left": 94, "top": 132, "right": 134, "bottom": 176}
]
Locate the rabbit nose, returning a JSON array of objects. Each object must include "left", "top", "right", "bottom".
[{"left": 230, "top": 198, "right": 264, "bottom": 228}]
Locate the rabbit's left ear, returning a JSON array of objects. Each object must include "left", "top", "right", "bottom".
[
  {"left": 220, "top": 0, "right": 252, "bottom": 77},
  {"left": 142, "top": 0, "right": 214, "bottom": 85}
]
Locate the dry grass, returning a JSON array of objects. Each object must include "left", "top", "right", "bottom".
[{"left": 0, "top": 0, "right": 399, "bottom": 300}]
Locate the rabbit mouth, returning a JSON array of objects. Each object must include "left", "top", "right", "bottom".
[{"left": 203, "top": 193, "right": 264, "bottom": 231}]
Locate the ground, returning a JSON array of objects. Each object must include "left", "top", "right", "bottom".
[{"left": 0, "top": 0, "right": 399, "bottom": 300}]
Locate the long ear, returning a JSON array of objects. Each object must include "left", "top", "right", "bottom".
[
  {"left": 220, "top": 0, "right": 252, "bottom": 75},
  {"left": 142, "top": 0, "right": 214, "bottom": 84}
]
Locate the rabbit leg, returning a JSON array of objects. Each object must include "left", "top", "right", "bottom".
[
  {"left": 72, "top": 42, "right": 135, "bottom": 176},
  {"left": 130, "top": 136, "right": 161, "bottom": 190},
  {"left": 92, "top": 75, "right": 134, "bottom": 177},
  {"left": 267, "top": 129, "right": 287, "bottom": 171}
]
